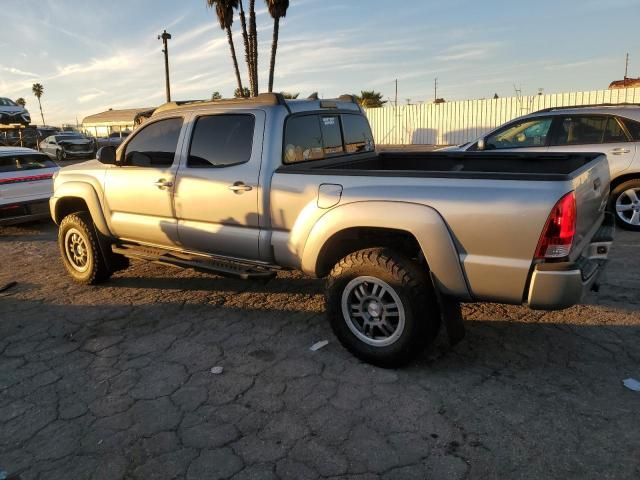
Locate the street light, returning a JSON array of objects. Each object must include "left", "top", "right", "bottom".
[{"left": 158, "top": 30, "right": 172, "bottom": 102}]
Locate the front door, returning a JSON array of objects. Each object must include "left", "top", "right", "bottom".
[
  {"left": 103, "top": 116, "right": 184, "bottom": 247},
  {"left": 174, "top": 111, "right": 264, "bottom": 260}
]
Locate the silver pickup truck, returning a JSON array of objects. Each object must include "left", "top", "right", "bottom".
[{"left": 50, "top": 94, "right": 614, "bottom": 367}]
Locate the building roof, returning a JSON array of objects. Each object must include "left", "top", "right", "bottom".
[
  {"left": 608, "top": 78, "right": 640, "bottom": 89},
  {"left": 82, "top": 107, "right": 153, "bottom": 126}
]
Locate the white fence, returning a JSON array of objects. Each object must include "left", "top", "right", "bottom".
[{"left": 364, "top": 87, "right": 640, "bottom": 146}]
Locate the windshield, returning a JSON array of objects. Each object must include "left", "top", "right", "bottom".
[{"left": 0, "top": 97, "right": 18, "bottom": 107}]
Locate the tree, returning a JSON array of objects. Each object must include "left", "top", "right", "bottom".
[
  {"left": 265, "top": 0, "right": 289, "bottom": 93},
  {"left": 355, "top": 90, "right": 387, "bottom": 109},
  {"left": 211, "top": 91, "right": 222, "bottom": 100},
  {"left": 280, "top": 92, "right": 299, "bottom": 99},
  {"left": 237, "top": 1, "right": 255, "bottom": 96},
  {"left": 206, "top": 0, "right": 246, "bottom": 97},
  {"left": 15, "top": 98, "right": 26, "bottom": 107},
  {"left": 248, "top": 0, "right": 258, "bottom": 94},
  {"left": 32, "top": 83, "right": 45, "bottom": 125},
  {"left": 234, "top": 87, "right": 250, "bottom": 98}
]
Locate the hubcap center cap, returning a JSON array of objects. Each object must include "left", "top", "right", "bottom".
[{"left": 366, "top": 301, "right": 382, "bottom": 318}]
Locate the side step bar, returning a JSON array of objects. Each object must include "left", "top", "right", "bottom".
[{"left": 112, "top": 244, "right": 277, "bottom": 281}]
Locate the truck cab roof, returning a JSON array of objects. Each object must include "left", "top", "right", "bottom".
[{"left": 151, "top": 93, "right": 363, "bottom": 117}]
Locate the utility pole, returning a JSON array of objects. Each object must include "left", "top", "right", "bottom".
[
  {"left": 624, "top": 53, "right": 630, "bottom": 86},
  {"left": 395, "top": 79, "right": 398, "bottom": 108},
  {"left": 434, "top": 77, "right": 438, "bottom": 102},
  {"left": 158, "top": 30, "right": 172, "bottom": 102}
]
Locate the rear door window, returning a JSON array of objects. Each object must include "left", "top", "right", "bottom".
[
  {"left": 188, "top": 114, "right": 255, "bottom": 167},
  {"left": 0, "top": 154, "right": 57, "bottom": 173},
  {"left": 602, "top": 117, "right": 630, "bottom": 143},
  {"left": 621, "top": 118, "right": 640, "bottom": 141},
  {"left": 552, "top": 116, "right": 607, "bottom": 145}
]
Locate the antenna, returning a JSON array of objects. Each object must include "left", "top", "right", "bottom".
[
  {"left": 625, "top": 53, "right": 630, "bottom": 84},
  {"left": 434, "top": 77, "right": 438, "bottom": 102},
  {"left": 395, "top": 79, "right": 398, "bottom": 108}
]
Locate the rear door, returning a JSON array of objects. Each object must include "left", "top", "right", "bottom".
[
  {"left": 548, "top": 115, "right": 637, "bottom": 177},
  {"left": 102, "top": 116, "right": 185, "bottom": 247},
  {"left": 173, "top": 111, "right": 264, "bottom": 260}
]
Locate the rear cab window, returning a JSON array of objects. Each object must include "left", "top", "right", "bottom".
[{"left": 283, "top": 112, "right": 374, "bottom": 164}]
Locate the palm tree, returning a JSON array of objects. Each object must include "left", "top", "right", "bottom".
[
  {"left": 265, "top": 0, "right": 289, "bottom": 93},
  {"left": 355, "top": 90, "right": 387, "bottom": 109},
  {"left": 206, "top": 0, "right": 246, "bottom": 97},
  {"left": 234, "top": 87, "right": 250, "bottom": 98},
  {"left": 249, "top": 0, "right": 258, "bottom": 94},
  {"left": 32, "top": 83, "right": 45, "bottom": 125},
  {"left": 237, "top": 1, "right": 256, "bottom": 96},
  {"left": 211, "top": 91, "right": 222, "bottom": 100},
  {"left": 15, "top": 98, "right": 26, "bottom": 107}
]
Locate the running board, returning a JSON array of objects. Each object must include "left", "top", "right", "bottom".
[{"left": 111, "top": 244, "right": 277, "bottom": 281}]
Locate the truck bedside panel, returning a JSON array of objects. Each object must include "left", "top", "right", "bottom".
[{"left": 299, "top": 201, "right": 471, "bottom": 300}]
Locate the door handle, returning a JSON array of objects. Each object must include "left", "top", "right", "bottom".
[
  {"left": 154, "top": 179, "right": 173, "bottom": 188},
  {"left": 228, "top": 182, "right": 253, "bottom": 193},
  {"left": 610, "top": 148, "right": 631, "bottom": 155}
]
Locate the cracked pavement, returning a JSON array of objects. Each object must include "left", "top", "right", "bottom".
[{"left": 1, "top": 221, "right": 639, "bottom": 479}]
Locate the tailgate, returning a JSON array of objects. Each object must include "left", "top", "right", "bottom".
[{"left": 570, "top": 154, "right": 610, "bottom": 260}]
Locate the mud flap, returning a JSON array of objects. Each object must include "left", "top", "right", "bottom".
[{"left": 430, "top": 272, "right": 466, "bottom": 346}]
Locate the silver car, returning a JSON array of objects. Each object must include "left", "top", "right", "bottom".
[
  {"left": 0, "top": 97, "right": 31, "bottom": 126},
  {"left": 446, "top": 105, "right": 640, "bottom": 230}
]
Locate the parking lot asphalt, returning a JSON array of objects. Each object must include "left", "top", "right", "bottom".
[{"left": 1, "top": 221, "right": 639, "bottom": 480}]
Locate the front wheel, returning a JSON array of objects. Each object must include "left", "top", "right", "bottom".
[
  {"left": 326, "top": 248, "right": 441, "bottom": 368},
  {"left": 610, "top": 179, "right": 640, "bottom": 231},
  {"left": 58, "top": 212, "right": 112, "bottom": 284},
  {"left": 56, "top": 149, "right": 66, "bottom": 162}
]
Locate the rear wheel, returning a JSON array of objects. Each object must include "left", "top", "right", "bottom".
[
  {"left": 610, "top": 179, "right": 640, "bottom": 231},
  {"left": 326, "top": 248, "right": 440, "bottom": 368},
  {"left": 58, "top": 212, "right": 112, "bottom": 284}
]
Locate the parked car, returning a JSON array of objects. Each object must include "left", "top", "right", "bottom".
[
  {"left": 0, "top": 147, "right": 58, "bottom": 225},
  {"left": 39, "top": 133, "right": 95, "bottom": 161},
  {"left": 442, "top": 104, "right": 640, "bottom": 230},
  {"left": 50, "top": 93, "right": 613, "bottom": 367},
  {"left": 0, "top": 97, "right": 31, "bottom": 126}
]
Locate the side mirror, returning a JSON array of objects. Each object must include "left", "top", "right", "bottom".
[
  {"left": 96, "top": 146, "right": 116, "bottom": 164},
  {"left": 477, "top": 138, "right": 486, "bottom": 151}
]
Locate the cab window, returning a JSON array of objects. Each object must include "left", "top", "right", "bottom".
[
  {"left": 283, "top": 115, "right": 324, "bottom": 163},
  {"left": 188, "top": 114, "right": 255, "bottom": 167},
  {"left": 485, "top": 117, "right": 552, "bottom": 149},
  {"left": 123, "top": 117, "right": 183, "bottom": 167}
]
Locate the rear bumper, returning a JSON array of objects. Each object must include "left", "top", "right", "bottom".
[
  {"left": 0, "top": 199, "right": 51, "bottom": 226},
  {"left": 527, "top": 214, "right": 614, "bottom": 310}
]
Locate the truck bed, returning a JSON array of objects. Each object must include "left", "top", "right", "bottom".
[{"left": 279, "top": 151, "right": 604, "bottom": 181}]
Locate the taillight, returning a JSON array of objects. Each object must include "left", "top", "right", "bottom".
[{"left": 535, "top": 191, "right": 576, "bottom": 260}]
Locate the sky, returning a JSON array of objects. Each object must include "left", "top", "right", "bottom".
[{"left": 1, "top": 0, "right": 640, "bottom": 125}]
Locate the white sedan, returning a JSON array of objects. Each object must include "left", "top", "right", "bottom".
[{"left": 0, "top": 147, "right": 59, "bottom": 225}]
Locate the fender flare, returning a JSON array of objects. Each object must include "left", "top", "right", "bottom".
[
  {"left": 301, "top": 201, "right": 471, "bottom": 299},
  {"left": 50, "top": 182, "right": 111, "bottom": 237}
]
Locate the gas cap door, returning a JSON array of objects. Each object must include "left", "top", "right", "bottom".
[{"left": 317, "top": 183, "right": 343, "bottom": 209}]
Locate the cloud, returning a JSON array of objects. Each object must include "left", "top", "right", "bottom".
[
  {"left": 434, "top": 42, "right": 502, "bottom": 62},
  {"left": 0, "top": 65, "right": 38, "bottom": 77}
]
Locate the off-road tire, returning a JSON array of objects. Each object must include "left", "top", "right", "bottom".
[
  {"left": 609, "top": 179, "right": 640, "bottom": 231},
  {"left": 326, "top": 248, "right": 440, "bottom": 368},
  {"left": 58, "top": 212, "right": 112, "bottom": 284}
]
